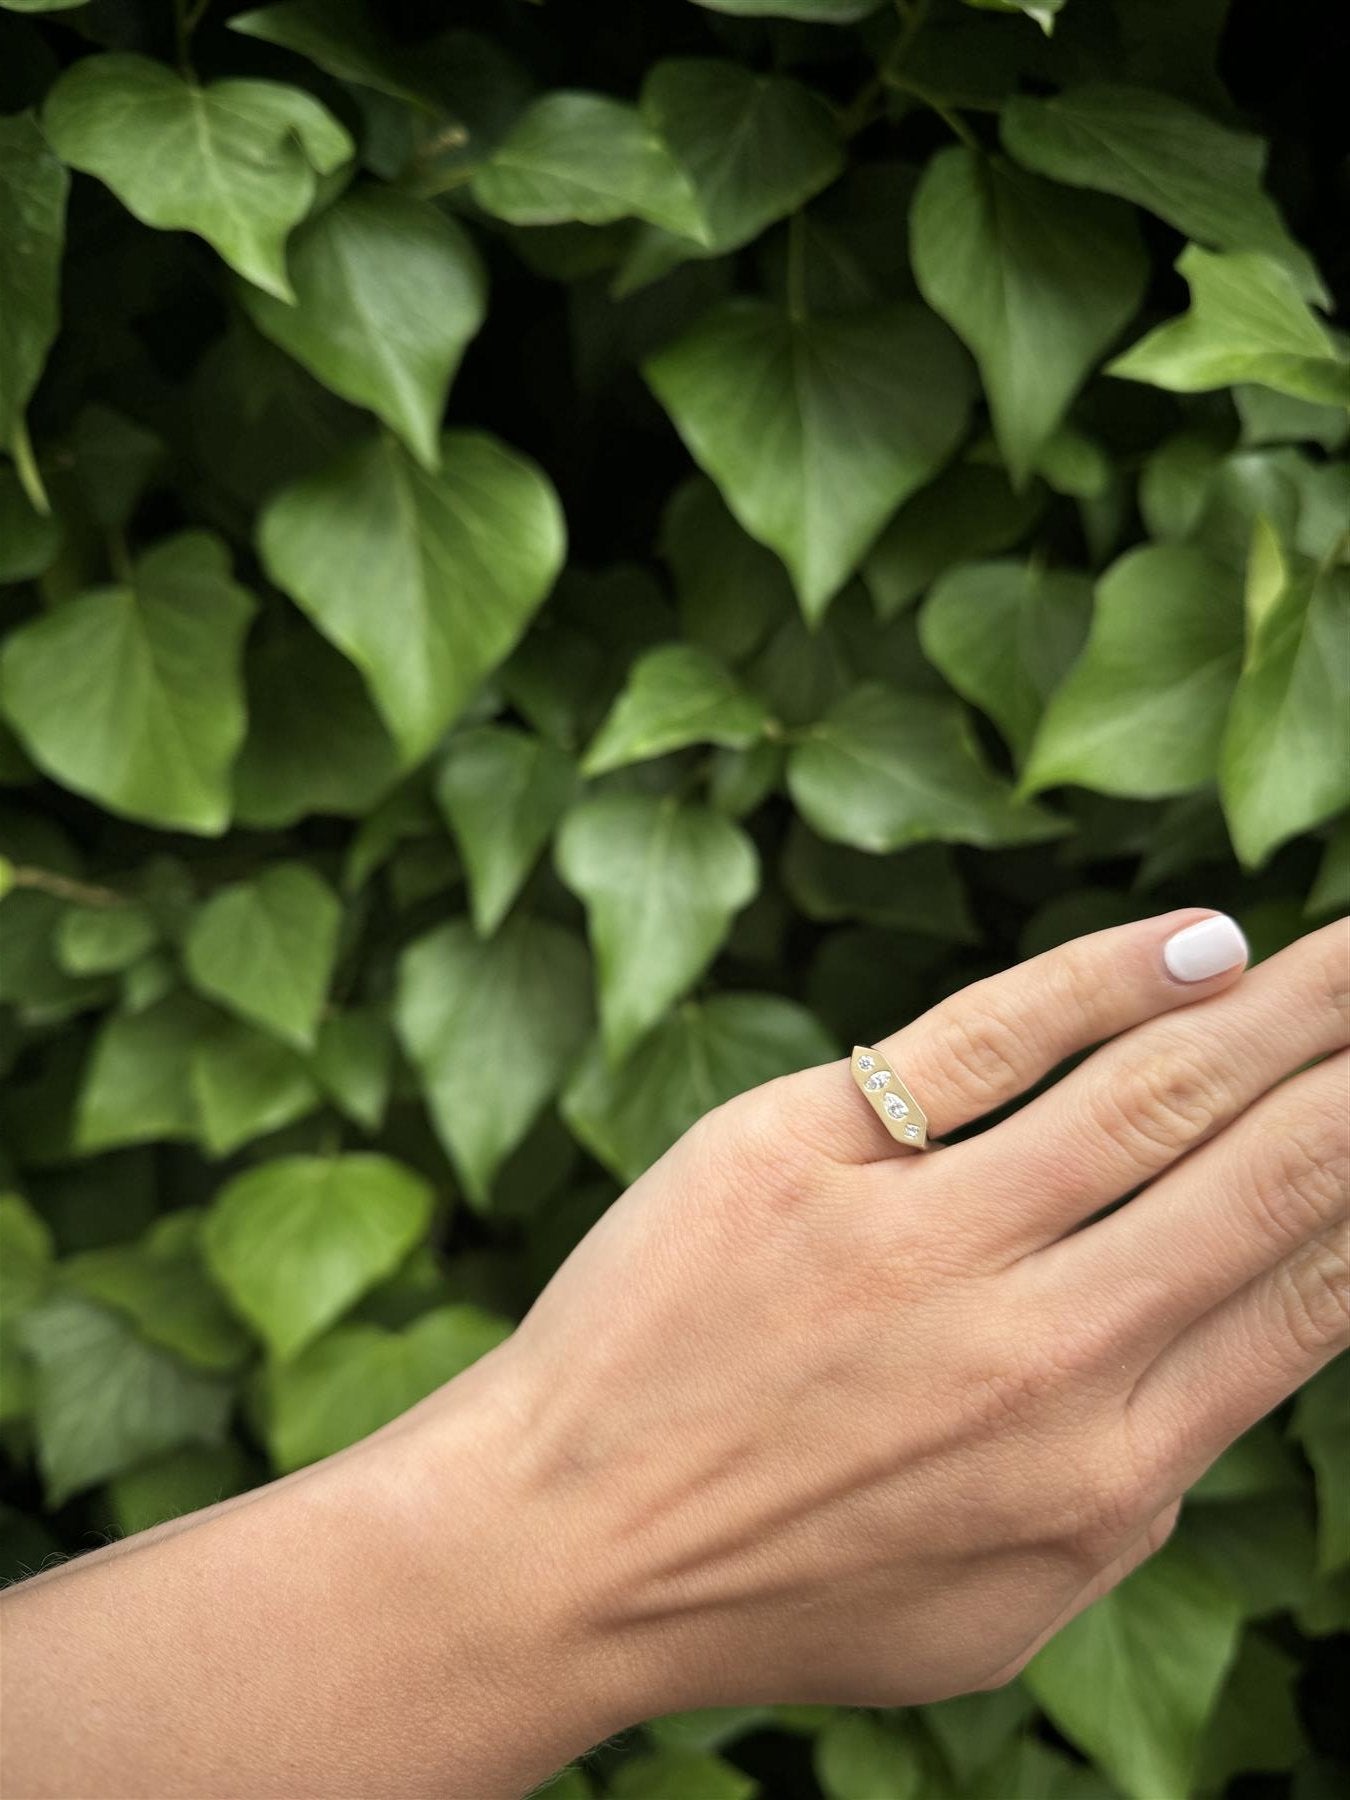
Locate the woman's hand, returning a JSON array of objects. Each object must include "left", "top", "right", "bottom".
[
  {"left": 478, "top": 909, "right": 1347, "bottom": 1724},
  {"left": 5, "top": 910, "right": 1346, "bottom": 1800}
]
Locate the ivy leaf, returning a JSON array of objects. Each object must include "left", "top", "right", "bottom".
[
  {"left": 263, "top": 1305, "right": 512, "bottom": 1471},
  {"left": 203, "top": 1153, "right": 433, "bottom": 1362},
  {"left": 309, "top": 1009, "right": 393, "bottom": 1133},
  {"left": 660, "top": 476, "right": 795, "bottom": 664},
  {"left": 965, "top": 1736, "right": 1116, "bottom": 1799},
  {"left": 19, "top": 1295, "right": 232, "bottom": 1505},
  {"left": 919, "top": 559, "right": 1093, "bottom": 761},
  {"left": 434, "top": 725, "right": 577, "bottom": 937},
  {"left": 394, "top": 916, "right": 592, "bottom": 1206},
  {"left": 1307, "top": 819, "right": 1350, "bottom": 917},
  {"left": 911, "top": 148, "right": 1148, "bottom": 484},
  {"left": 864, "top": 460, "right": 1044, "bottom": 621},
  {"left": 55, "top": 903, "right": 158, "bottom": 976},
  {"left": 74, "top": 994, "right": 212, "bottom": 1153},
  {"left": 190, "top": 1017, "right": 321, "bottom": 1157},
  {"left": 922, "top": 1686, "right": 1035, "bottom": 1786},
  {"left": 232, "top": 617, "right": 402, "bottom": 830},
  {"left": 108, "top": 1442, "right": 253, "bottom": 1538},
  {"left": 640, "top": 59, "right": 844, "bottom": 253},
  {"left": 1195, "top": 1631, "right": 1306, "bottom": 1794},
  {"left": 1109, "top": 248, "right": 1350, "bottom": 406},
  {"left": 1022, "top": 545, "right": 1244, "bottom": 799},
  {"left": 230, "top": 0, "right": 459, "bottom": 111},
  {"left": 0, "top": 1192, "right": 52, "bottom": 1423},
  {"left": 240, "top": 185, "right": 486, "bottom": 470},
  {"left": 815, "top": 1713, "right": 926, "bottom": 1800},
  {"left": 1026, "top": 1539, "right": 1243, "bottom": 1800},
  {"left": 556, "top": 795, "right": 759, "bottom": 1063},
  {"left": 564, "top": 993, "right": 835, "bottom": 1182},
  {"left": 42, "top": 54, "right": 352, "bottom": 300},
  {"left": 258, "top": 431, "right": 566, "bottom": 763},
  {"left": 1221, "top": 548, "right": 1350, "bottom": 869},
  {"left": 184, "top": 863, "right": 341, "bottom": 1051},
  {"left": 1002, "top": 84, "right": 1328, "bottom": 302},
  {"left": 782, "top": 829, "right": 978, "bottom": 940},
  {"left": 0, "top": 532, "right": 254, "bottom": 835},
  {"left": 788, "top": 682, "right": 1065, "bottom": 853},
  {"left": 471, "top": 94, "right": 702, "bottom": 235},
  {"left": 583, "top": 645, "right": 770, "bottom": 776},
  {"left": 0, "top": 111, "right": 67, "bottom": 454},
  {"left": 0, "top": 464, "right": 61, "bottom": 581},
  {"left": 64, "top": 1211, "right": 250, "bottom": 1372},
  {"left": 645, "top": 302, "right": 973, "bottom": 619},
  {"left": 610, "top": 1751, "right": 757, "bottom": 1800}
]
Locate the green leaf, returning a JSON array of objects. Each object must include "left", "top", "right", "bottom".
[
  {"left": 309, "top": 1009, "right": 393, "bottom": 1133},
  {"left": 647, "top": 1710, "right": 773, "bottom": 1755},
  {"left": 471, "top": 93, "right": 702, "bottom": 236},
  {"left": 19, "top": 1295, "right": 232, "bottom": 1505},
  {"left": 1022, "top": 545, "right": 1244, "bottom": 799},
  {"left": 563, "top": 993, "right": 835, "bottom": 1182},
  {"left": 190, "top": 1017, "right": 321, "bottom": 1157},
  {"left": 1109, "top": 248, "right": 1350, "bottom": 406},
  {"left": 660, "top": 476, "right": 794, "bottom": 664},
  {"left": 232, "top": 617, "right": 402, "bottom": 830},
  {"left": 788, "top": 682, "right": 1065, "bottom": 852},
  {"left": 228, "top": 0, "right": 477, "bottom": 112},
  {"left": 185, "top": 863, "right": 341, "bottom": 1052},
  {"left": 640, "top": 59, "right": 844, "bottom": 253},
  {"left": 75, "top": 994, "right": 212, "bottom": 1153},
  {"left": 1220, "top": 555, "right": 1350, "bottom": 869},
  {"left": 434, "top": 726, "right": 577, "bottom": 936},
  {"left": 583, "top": 645, "right": 769, "bottom": 776},
  {"left": 782, "top": 828, "right": 977, "bottom": 940},
  {"left": 204, "top": 1153, "right": 433, "bottom": 1362},
  {"left": 556, "top": 795, "right": 759, "bottom": 1063},
  {"left": 55, "top": 904, "right": 157, "bottom": 977},
  {"left": 646, "top": 302, "right": 973, "bottom": 619},
  {"left": 258, "top": 431, "right": 566, "bottom": 763},
  {"left": 610, "top": 1751, "right": 757, "bottom": 1800},
  {"left": 240, "top": 185, "right": 487, "bottom": 470},
  {"left": 0, "top": 1190, "right": 53, "bottom": 1318},
  {"left": 0, "top": 111, "right": 67, "bottom": 452},
  {"left": 1189, "top": 1420, "right": 1307, "bottom": 1502},
  {"left": 64, "top": 1211, "right": 250, "bottom": 1372},
  {"left": 1195, "top": 1630, "right": 1306, "bottom": 1793},
  {"left": 964, "top": 1736, "right": 1117, "bottom": 1800},
  {"left": 107, "top": 1441, "right": 253, "bottom": 1538},
  {"left": 0, "top": 533, "right": 255, "bottom": 835},
  {"left": 815, "top": 1713, "right": 925, "bottom": 1800},
  {"left": 42, "top": 54, "right": 352, "bottom": 301},
  {"left": 691, "top": 0, "right": 880, "bottom": 18},
  {"left": 1002, "top": 84, "right": 1328, "bottom": 302},
  {"left": 0, "top": 463, "right": 61, "bottom": 582},
  {"left": 922, "top": 1685, "right": 1035, "bottom": 1785},
  {"left": 1235, "top": 384, "right": 1349, "bottom": 452},
  {"left": 863, "top": 460, "right": 1044, "bottom": 621},
  {"left": 1025, "top": 1539, "right": 1243, "bottom": 1800},
  {"left": 394, "top": 917, "right": 592, "bottom": 1206},
  {"left": 1308, "top": 819, "right": 1350, "bottom": 916},
  {"left": 1293, "top": 1360, "right": 1350, "bottom": 1574},
  {"left": 263, "top": 1304, "right": 511, "bottom": 1471},
  {"left": 910, "top": 148, "right": 1147, "bottom": 484},
  {"left": 920, "top": 559, "right": 1093, "bottom": 760}
]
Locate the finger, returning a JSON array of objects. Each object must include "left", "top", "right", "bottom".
[
  {"left": 1039, "top": 1052, "right": 1349, "bottom": 1354},
  {"left": 980, "top": 1501, "right": 1181, "bottom": 1688},
  {"left": 786, "top": 909, "right": 1249, "bottom": 1166},
  {"left": 944, "top": 918, "right": 1348, "bottom": 1255},
  {"left": 1130, "top": 1225, "right": 1349, "bottom": 1493}
]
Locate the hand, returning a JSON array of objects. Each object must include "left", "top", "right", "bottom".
[{"left": 477, "top": 909, "right": 1348, "bottom": 1724}]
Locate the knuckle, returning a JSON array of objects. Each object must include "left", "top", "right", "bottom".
[
  {"left": 937, "top": 996, "right": 1028, "bottom": 1099},
  {"left": 1105, "top": 1041, "right": 1223, "bottom": 1158},
  {"left": 1250, "top": 1115, "right": 1349, "bottom": 1251},
  {"left": 1272, "top": 1234, "right": 1350, "bottom": 1357}
]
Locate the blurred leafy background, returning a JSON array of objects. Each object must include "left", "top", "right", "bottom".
[{"left": 0, "top": 0, "right": 1347, "bottom": 1795}]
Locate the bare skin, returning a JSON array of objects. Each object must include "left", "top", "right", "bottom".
[{"left": 3, "top": 909, "right": 1347, "bottom": 1800}]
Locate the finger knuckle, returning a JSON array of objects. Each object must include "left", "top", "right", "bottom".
[
  {"left": 937, "top": 995, "right": 1027, "bottom": 1098},
  {"left": 1106, "top": 1042, "right": 1223, "bottom": 1158},
  {"left": 1250, "top": 1114, "right": 1350, "bottom": 1252},
  {"left": 1272, "top": 1234, "right": 1350, "bottom": 1357}
]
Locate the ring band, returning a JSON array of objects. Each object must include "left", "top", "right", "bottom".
[{"left": 851, "top": 1046, "right": 932, "bottom": 1150}]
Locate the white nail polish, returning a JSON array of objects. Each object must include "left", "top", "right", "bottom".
[{"left": 1163, "top": 914, "right": 1249, "bottom": 983}]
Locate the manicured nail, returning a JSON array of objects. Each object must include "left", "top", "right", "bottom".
[{"left": 1163, "top": 914, "right": 1249, "bottom": 983}]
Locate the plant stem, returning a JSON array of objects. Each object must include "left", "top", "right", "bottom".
[
  {"left": 10, "top": 866, "right": 131, "bottom": 909},
  {"left": 10, "top": 419, "right": 50, "bottom": 517},
  {"left": 926, "top": 97, "right": 981, "bottom": 150}
]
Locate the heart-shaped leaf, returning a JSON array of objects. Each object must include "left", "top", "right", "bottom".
[
  {"left": 184, "top": 862, "right": 341, "bottom": 1051},
  {"left": 583, "top": 644, "right": 770, "bottom": 776},
  {"left": 0, "top": 111, "right": 67, "bottom": 452}
]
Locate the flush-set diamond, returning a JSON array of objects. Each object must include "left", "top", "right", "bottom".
[
  {"left": 856, "top": 1054, "right": 875, "bottom": 1073},
  {"left": 863, "top": 1070, "right": 892, "bottom": 1092},
  {"left": 883, "top": 1093, "right": 909, "bottom": 1121}
]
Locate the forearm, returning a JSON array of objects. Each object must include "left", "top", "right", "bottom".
[{"left": 0, "top": 1361, "right": 635, "bottom": 1800}]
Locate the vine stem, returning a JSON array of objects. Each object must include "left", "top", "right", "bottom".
[
  {"left": 10, "top": 419, "right": 50, "bottom": 517},
  {"left": 9, "top": 866, "right": 132, "bottom": 909}
]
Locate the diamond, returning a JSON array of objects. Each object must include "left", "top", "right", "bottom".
[
  {"left": 883, "top": 1093, "right": 909, "bottom": 1121},
  {"left": 856, "top": 1054, "right": 875, "bottom": 1073},
  {"left": 903, "top": 1122, "right": 921, "bottom": 1141},
  {"left": 864, "top": 1070, "right": 892, "bottom": 1092}
]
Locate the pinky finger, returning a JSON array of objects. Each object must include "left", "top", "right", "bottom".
[
  {"left": 977, "top": 1502, "right": 1182, "bottom": 1690},
  {"left": 1132, "top": 1224, "right": 1350, "bottom": 1495}
]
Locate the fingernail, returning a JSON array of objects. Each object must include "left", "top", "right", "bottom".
[{"left": 1163, "top": 914, "right": 1249, "bottom": 983}]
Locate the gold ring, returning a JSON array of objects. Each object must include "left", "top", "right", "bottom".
[{"left": 851, "top": 1046, "right": 933, "bottom": 1151}]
